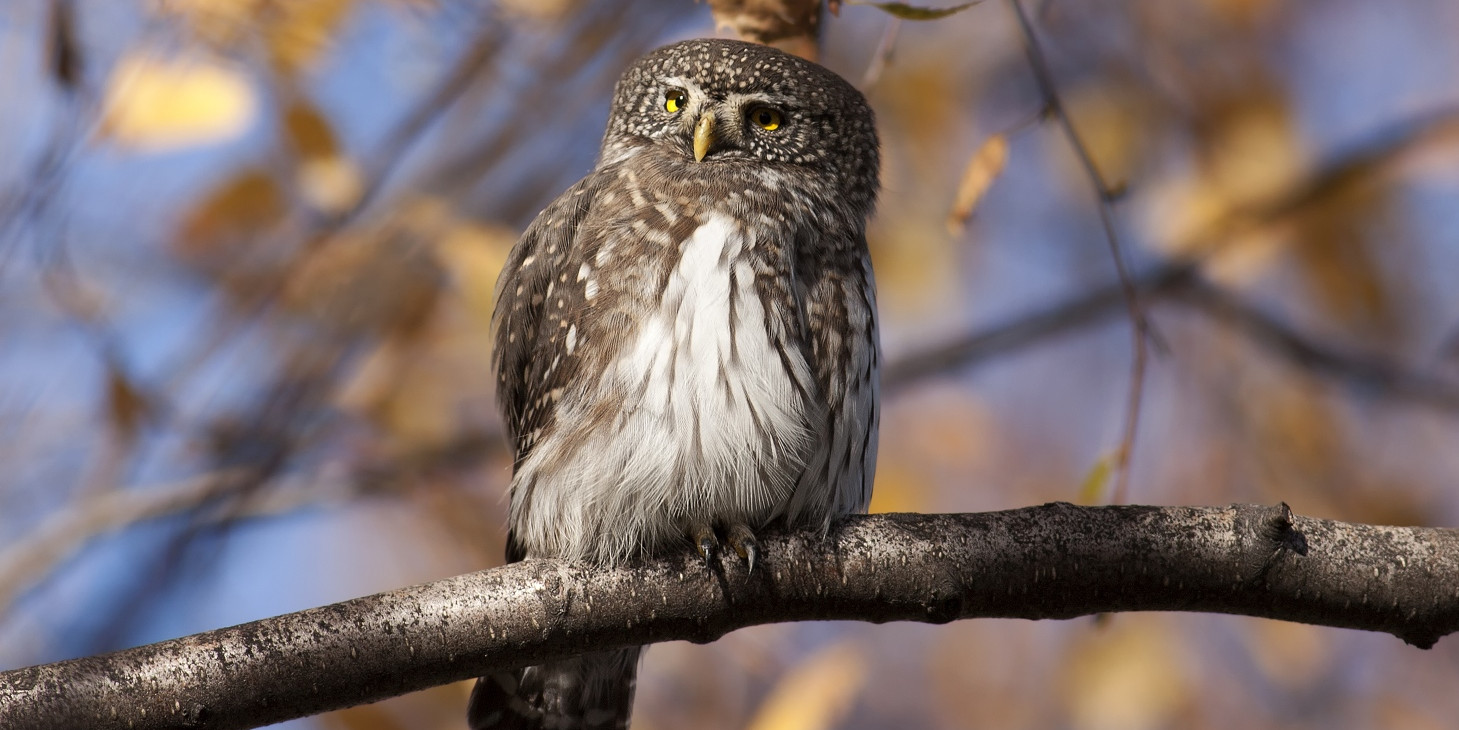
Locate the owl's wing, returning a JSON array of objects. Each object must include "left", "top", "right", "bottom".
[
  {"left": 795, "top": 238, "right": 880, "bottom": 521},
  {"left": 492, "top": 174, "right": 600, "bottom": 470}
]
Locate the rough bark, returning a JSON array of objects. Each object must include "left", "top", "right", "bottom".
[{"left": 2, "top": 503, "right": 1456, "bottom": 730}]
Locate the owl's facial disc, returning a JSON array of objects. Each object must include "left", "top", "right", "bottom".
[{"left": 655, "top": 76, "right": 796, "bottom": 164}]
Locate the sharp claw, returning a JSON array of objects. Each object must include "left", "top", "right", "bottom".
[
  {"left": 726, "top": 524, "right": 759, "bottom": 572},
  {"left": 691, "top": 524, "right": 717, "bottom": 563}
]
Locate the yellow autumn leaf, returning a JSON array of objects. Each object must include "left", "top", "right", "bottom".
[
  {"left": 267, "top": 0, "right": 354, "bottom": 73},
  {"left": 101, "top": 53, "right": 256, "bottom": 152},
  {"left": 746, "top": 642, "right": 868, "bottom": 730},
  {"left": 1064, "top": 81, "right": 1147, "bottom": 191},
  {"left": 1373, "top": 698, "right": 1452, "bottom": 730},
  {"left": 345, "top": 338, "right": 460, "bottom": 452},
  {"left": 850, "top": 1, "right": 983, "bottom": 20},
  {"left": 1137, "top": 176, "right": 1229, "bottom": 257},
  {"left": 1200, "top": 0, "right": 1282, "bottom": 24},
  {"left": 946, "top": 133, "right": 1009, "bottom": 235},
  {"left": 299, "top": 156, "right": 364, "bottom": 215},
  {"left": 175, "top": 167, "right": 284, "bottom": 260},
  {"left": 149, "top": 0, "right": 262, "bottom": 49},
  {"left": 435, "top": 218, "right": 515, "bottom": 323},
  {"left": 1061, "top": 623, "right": 1190, "bottom": 730},
  {"left": 283, "top": 99, "right": 339, "bottom": 158},
  {"left": 1239, "top": 618, "right": 1331, "bottom": 692},
  {"left": 866, "top": 461, "right": 925, "bottom": 514},
  {"left": 1206, "top": 94, "right": 1302, "bottom": 210},
  {"left": 499, "top": 0, "right": 575, "bottom": 22},
  {"left": 1076, "top": 452, "right": 1114, "bottom": 504},
  {"left": 1201, "top": 225, "right": 1286, "bottom": 287}
]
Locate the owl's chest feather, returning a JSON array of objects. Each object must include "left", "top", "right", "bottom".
[
  {"left": 508, "top": 211, "right": 819, "bottom": 562},
  {"left": 608, "top": 212, "right": 815, "bottom": 481}
]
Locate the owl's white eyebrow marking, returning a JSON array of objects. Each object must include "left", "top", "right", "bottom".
[
  {"left": 659, "top": 77, "right": 703, "bottom": 96},
  {"left": 725, "top": 92, "right": 796, "bottom": 109}
]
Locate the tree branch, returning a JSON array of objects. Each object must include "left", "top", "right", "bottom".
[
  {"left": 883, "top": 260, "right": 1459, "bottom": 415},
  {"left": 884, "top": 104, "right": 1459, "bottom": 403},
  {"left": 0, "top": 470, "right": 359, "bottom": 617},
  {"left": 883, "top": 263, "right": 1195, "bottom": 392},
  {"left": 1171, "top": 279, "right": 1459, "bottom": 408},
  {"left": 3, "top": 504, "right": 1456, "bottom": 730}
]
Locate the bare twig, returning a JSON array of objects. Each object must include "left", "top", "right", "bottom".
[
  {"left": 860, "top": 16, "right": 902, "bottom": 89},
  {"left": 343, "top": 20, "right": 507, "bottom": 222},
  {"left": 1008, "top": 0, "right": 1148, "bottom": 503},
  {"left": 2, "top": 504, "right": 1456, "bottom": 730},
  {"left": 0, "top": 471, "right": 357, "bottom": 615}
]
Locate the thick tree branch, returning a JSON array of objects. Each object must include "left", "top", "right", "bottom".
[{"left": 2, "top": 504, "right": 1456, "bottom": 730}]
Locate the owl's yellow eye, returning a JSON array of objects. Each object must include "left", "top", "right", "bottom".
[
  {"left": 749, "top": 107, "right": 782, "bottom": 131},
  {"left": 665, "top": 89, "right": 686, "bottom": 113}
]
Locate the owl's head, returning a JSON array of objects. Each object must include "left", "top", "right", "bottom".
[{"left": 602, "top": 38, "right": 879, "bottom": 212}]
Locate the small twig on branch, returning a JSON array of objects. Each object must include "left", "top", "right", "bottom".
[
  {"left": 2, "top": 504, "right": 1455, "bottom": 730},
  {"left": 860, "top": 16, "right": 902, "bottom": 89}
]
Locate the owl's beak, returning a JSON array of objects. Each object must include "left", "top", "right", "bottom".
[{"left": 692, "top": 112, "right": 717, "bottom": 162}]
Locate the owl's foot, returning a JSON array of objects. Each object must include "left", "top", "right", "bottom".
[
  {"left": 726, "top": 523, "right": 759, "bottom": 573},
  {"left": 686, "top": 523, "right": 759, "bottom": 572}
]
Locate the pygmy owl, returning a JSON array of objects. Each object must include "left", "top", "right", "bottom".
[{"left": 469, "top": 37, "right": 880, "bottom": 729}]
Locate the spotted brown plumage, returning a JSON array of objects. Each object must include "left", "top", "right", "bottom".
[{"left": 470, "top": 38, "right": 880, "bottom": 730}]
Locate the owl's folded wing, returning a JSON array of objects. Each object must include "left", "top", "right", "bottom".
[{"left": 492, "top": 175, "right": 602, "bottom": 469}]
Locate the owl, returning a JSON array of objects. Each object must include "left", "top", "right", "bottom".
[{"left": 468, "top": 38, "right": 880, "bottom": 729}]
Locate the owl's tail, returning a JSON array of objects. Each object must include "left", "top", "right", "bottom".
[{"left": 467, "top": 648, "right": 642, "bottom": 730}]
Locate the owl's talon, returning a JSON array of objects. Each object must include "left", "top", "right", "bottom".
[
  {"left": 690, "top": 524, "right": 718, "bottom": 562},
  {"left": 726, "top": 524, "right": 759, "bottom": 572}
]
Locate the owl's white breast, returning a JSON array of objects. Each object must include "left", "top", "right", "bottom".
[{"left": 509, "top": 213, "right": 818, "bottom": 563}]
